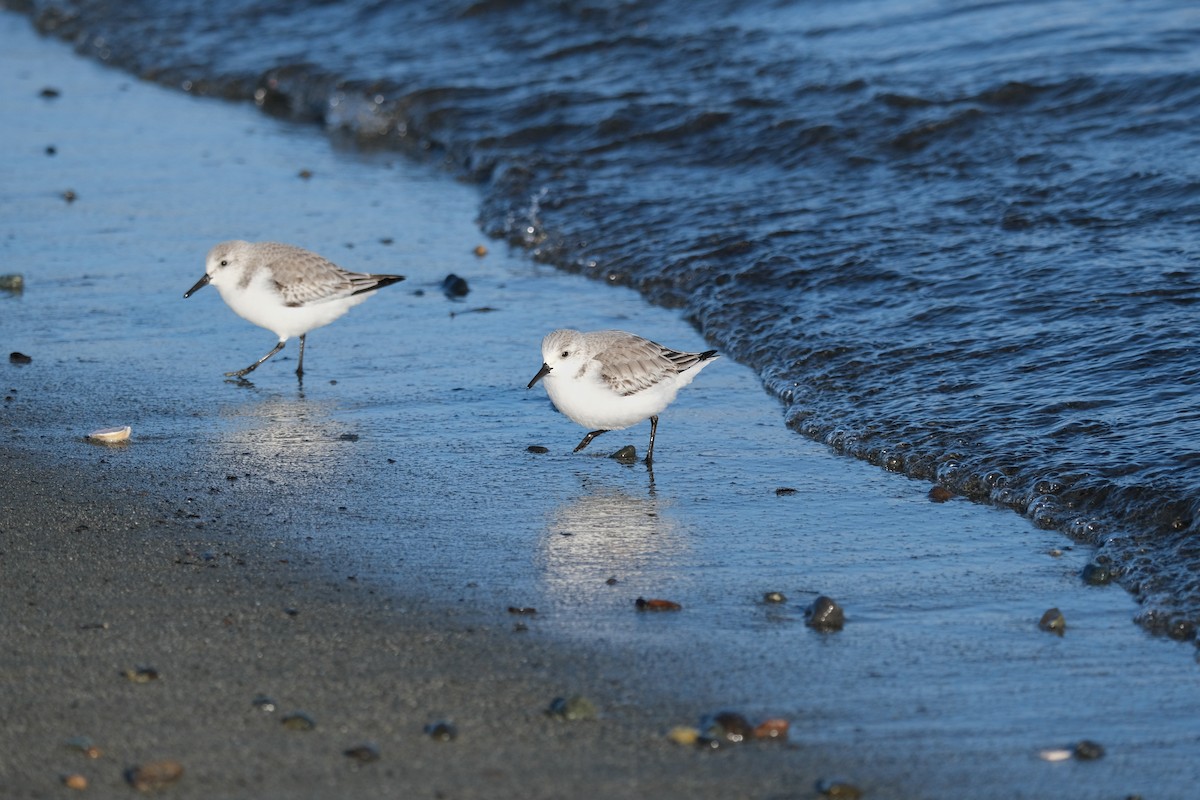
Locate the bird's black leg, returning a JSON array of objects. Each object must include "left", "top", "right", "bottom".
[
  {"left": 226, "top": 340, "right": 285, "bottom": 378},
  {"left": 574, "top": 429, "right": 609, "bottom": 453},
  {"left": 296, "top": 334, "right": 306, "bottom": 378},
  {"left": 645, "top": 415, "right": 659, "bottom": 464}
]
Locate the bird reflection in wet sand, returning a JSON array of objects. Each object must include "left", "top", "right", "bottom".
[{"left": 527, "top": 329, "right": 718, "bottom": 464}]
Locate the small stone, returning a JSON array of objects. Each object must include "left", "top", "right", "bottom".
[
  {"left": 701, "top": 711, "right": 753, "bottom": 744},
  {"left": 605, "top": 576, "right": 618, "bottom": 586},
  {"left": 281, "top": 712, "right": 316, "bottom": 731},
  {"left": 753, "top": 718, "right": 790, "bottom": 740},
  {"left": 0, "top": 274, "right": 23, "bottom": 291},
  {"left": 62, "top": 773, "right": 88, "bottom": 790},
  {"left": 1039, "top": 608, "right": 1066, "bottom": 635},
  {"left": 763, "top": 591, "right": 787, "bottom": 604},
  {"left": 424, "top": 721, "right": 457, "bottom": 741},
  {"left": 635, "top": 597, "right": 682, "bottom": 612},
  {"left": 805, "top": 596, "right": 845, "bottom": 631},
  {"left": 62, "top": 189, "right": 77, "bottom": 203},
  {"left": 1038, "top": 748, "right": 1072, "bottom": 762},
  {"left": 9, "top": 352, "right": 32, "bottom": 364},
  {"left": 125, "top": 759, "right": 184, "bottom": 791},
  {"left": 251, "top": 695, "right": 276, "bottom": 713},
  {"left": 666, "top": 725, "right": 700, "bottom": 745},
  {"left": 473, "top": 244, "right": 488, "bottom": 257},
  {"left": 1081, "top": 562, "right": 1112, "bottom": 586},
  {"left": 63, "top": 736, "right": 101, "bottom": 759},
  {"left": 546, "top": 695, "right": 597, "bottom": 721},
  {"left": 928, "top": 485, "right": 953, "bottom": 503},
  {"left": 610, "top": 445, "right": 638, "bottom": 463},
  {"left": 526, "top": 445, "right": 549, "bottom": 454},
  {"left": 1073, "top": 739, "right": 1105, "bottom": 760},
  {"left": 507, "top": 606, "right": 537, "bottom": 615},
  {"left": 774, "top": 487, "right": 797, "bottom": 496},
  {"left": 40, "top": 86, "right": 61, "bottom": 98},
  {"left": 298, "top": 169, "right": 313, "bottom": 179},
  {"left": 122, "top": 665, "right": 159, "bottom": 683},
  {"left": 343, "top": 743, "right": 381, "bottom": 762},
  {"left": 816, "top": 779, "right": 863, "bottom": 799},
  {"left": 441, "top": 273, "right": 469, "bottom": 297}
]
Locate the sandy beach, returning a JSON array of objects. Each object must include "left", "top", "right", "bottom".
[{"left": 3, "top": 12, "right": 1200, "bottom": 799}]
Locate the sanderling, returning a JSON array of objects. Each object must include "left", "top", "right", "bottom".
[
  {"left": 526, "top": 328, "right": 718, "bottom": 463},
  {"left": 184, "top": 240, "right": 405, "bottom": 378}
]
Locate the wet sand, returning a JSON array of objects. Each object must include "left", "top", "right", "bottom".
[{"left": 3, "top": 12, "right": 1200, "bottom": 800}]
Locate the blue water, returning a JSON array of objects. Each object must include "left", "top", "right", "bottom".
[{"left": 14, "top": 0, "right": 1200, "bottom": 642}]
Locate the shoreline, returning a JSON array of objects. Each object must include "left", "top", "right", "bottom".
[{"left": 3, "top": 11, "right": 1200, "bottom": 799}]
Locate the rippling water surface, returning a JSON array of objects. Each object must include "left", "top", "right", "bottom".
[{"left": 13, "top": 0, "right": 1200, "bottom": 641}]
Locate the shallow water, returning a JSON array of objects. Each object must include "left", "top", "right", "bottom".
[
  {"left": 4, "top": 15, "right": 1200, "bottom": 796},
  {"left": 12, "top": 0, "right": 1200, "bottom": 642}
]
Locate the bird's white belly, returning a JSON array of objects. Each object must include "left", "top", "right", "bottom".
[
  {"left": 544, "top": 373, "right": 678, "bottom": 430},
  {"left": 218, "top": 281, "right": 367, "bottom": 340}
]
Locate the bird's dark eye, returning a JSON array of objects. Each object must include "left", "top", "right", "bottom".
[
  {"left": 560, "top": 350, "right": 569, "bottom": 358},
  {"left": 219, "top": 260, "right": 229, "bottom": 267}
]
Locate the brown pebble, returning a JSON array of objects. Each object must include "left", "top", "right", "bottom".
[
  {"left": 635, "top": 597, "right": 682, "bottom": 611},
  {"left": 9, "top": 352, "right": 32, "bottom": 364},
  {"left": 754, "top": 718, "right": 790, "bottom": 740},
  {"left": 1039, "top": 607, "right": 1066, "bottom": 635},
  {"left": 928, "top": 485, "right": 953, "bottom": 502},
  {"left": 62, "top": 774, "right": 88, "bottom": 790},
  {"left": 281, "top": 711, "right": 316, "bottom": 731},
  {"left": 62, "top": 189, "right": 77, "bottom": 203},
  {"left": 122, "top": 665, "right": 159, "bottom": 683},
  {"left": 343, "top": 743, "right": 381, "bottom": 762},
  {"left": 473, "top": 244, "right": 488, "bottom": 257},
  {"left": 298, "top": 169, "right": 313, "bottom": 179},
  {"left": 125, "top": 759, "right": 184, "bottom": 791},
  {"left": 816, "top": 779, "right": 863, "bottom": 799}
]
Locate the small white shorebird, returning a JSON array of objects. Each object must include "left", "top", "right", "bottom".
[
  {"left": 184, "top": 240, "right": 405, "bottom": 378},
  {"left": 527, "top": 329, "right": 718, "bottom": 463}
]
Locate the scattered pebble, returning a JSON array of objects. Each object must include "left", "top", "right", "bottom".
[
  {"left": 424, "top": 721, "right": 458, "bottom": 741},
  {"left": 9, "top": 352, "right": 32, "bottom": 364},
  {"left": 87, "top": 425, "right": 131, "bottom": 443},
  {"left": 526, "top": 445, "right": 549, "bottom": 454},
  {"left": 635, "top": 597, "right": 682, "bottom": 612},
  {"left": 605, "top": 576, "right": 619, "bottom": 586},
  {"left": 507, "top": 606, "right": 537, "bottom": 615},
  {"left": 0, "top": 274, "right": 23, "bottom": 291},
  {"left": 63, "top": 736, "right": 101, "bottom": 759},
  {"left": 1038, "top": 747, "right": 1072, "bottom": 762},
  {"left": 702, "top": 711, "right": 753, "bottom": 744},
  {"left": 62, "top": 189, "right": 78, "bottom": 203},
  {"left": 1073, "top": 739, "right": 1105, "bottom": 760},
  {"left": 40, "top": 86, "right": 61, "bottom": 98},
  {"left": 62, "top": 773, "right": 88, "bottom": 790},
  {"left": 1081, "top": 562, "right": 1112, "bottom": 586},
  {"left": 683, "top": 711, "right": 791, "bottom": 749},
  {"left": 774, "top": 487, "right": 797, "bottom": 496},
  {"left": 666, "top": 725, "right": 700, "bottom": 745},
  {"left": 753, "top": 718, "right": 790, "bottom": 740},
  {"left": 928, "top": 485, "right": 953, "bottom": 502},
  {"left": 473, "top": 244, "right": 488, "bottom": 257},
  {"left": 125, "top": 759, "right": 184, "bottom": 792},
  {"left": 343, "top": 743, "right": 381, "bottom": 762},
  {"left": 1039, "top": 607, "right": 1066, "bottom": 636},
  {"left": 46, "top": 145, "right": 57, "bottom": 156},
  {"left": 546, "top": 695, "right": 597, "bottom": 721},
  {"left": 609, "top": 445, "right": 638, "bottom": 463},
  {"left": 281, "top": 712, "right": 316, "bottom": 731},
  {"left": 298, "top": 169, "right": 313, "bottom": 179},
  {"left": 1047, "top": 549, "right": 1063, "bottom": 557},
  {"left": 805, "top": 595, "right": 845, "bottom": 631},
  {"left": 763, "top": 591, "right": 787, "bottom": 604},
  {"left": 441, "top": 273, "right": 469, "bottom": 298},
  {"left": 816, "top": 778, "right": 864, "bottom": 799},
  {"left": 122, "top": 665, "right": 159, "bottom": 683},
  {"left": 251, "top": 695, "right": 276, "bottom": 713}
]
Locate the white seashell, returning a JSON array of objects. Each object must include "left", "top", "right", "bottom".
[
  {"left": 1038, "top": 748, "right": 1072, "bottom": 762},
  {"left": 87, "top": 425, "right": 131, "bottom": 443}
]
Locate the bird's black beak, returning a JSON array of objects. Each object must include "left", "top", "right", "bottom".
[
  {"left": 183, "top": 273, "right": 211, "bottom": 299},
  {"left": 527, "top": 363, "right": 551, "bottom": 389}
]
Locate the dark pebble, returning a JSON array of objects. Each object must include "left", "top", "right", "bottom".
[
  {"left": 610, "top": 445, "right": 637, "bottom": 462},
  {"left": 635, "top": 597, "right": 682, "bottom": 611},
  {"left": 62, "top": 189, "right": 77, "bottom": 203},
  {"left": 1039, "top": 607, "right": 1066, "bottom": 635},
  {"left": 816, "top": 779, "right": 864, "bottom": 799},
  {"left": 507, "top": 606, "right": 537, "bottom": 615},
  {"left": 775, "top": 487, "right": 797, "bottom": 496},
  {"left": 424, "top": 721, "right": 457, "bottom": 741},
  {"left": 546, "top": 695, "right": 597, "bottom": 721},
  {"left": 701, "top": 711, "right": 753, "bottom": 745},
  {"left": 1073, "top": 739, "right": 1105, "bottom": 760},
  {"left": 339, "top": 433, "right": 359, "bottom": 442},
  {"left": 9, "top": 352, "right": 32, "bottom": 364},
  {"left": 1081, "top": 562, "right": 1112, "bottom": 586},
  {"left": 805, "top": 595, "right": 845, "bottom": 631},
  {"left": 298, "top": 169, "right": 313, "bottom": 179},
  {"left": 343, "top": 743, "right": 381, "bottom": 762},
  {"left": 441, "top": 273, "right": 469, "bottom": 297},
  {"left": 526, "top": 445, "right": 549, "bottom": 454},
  {"left": 40, "top": 86, "right": 61, "bottom": 98}
]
